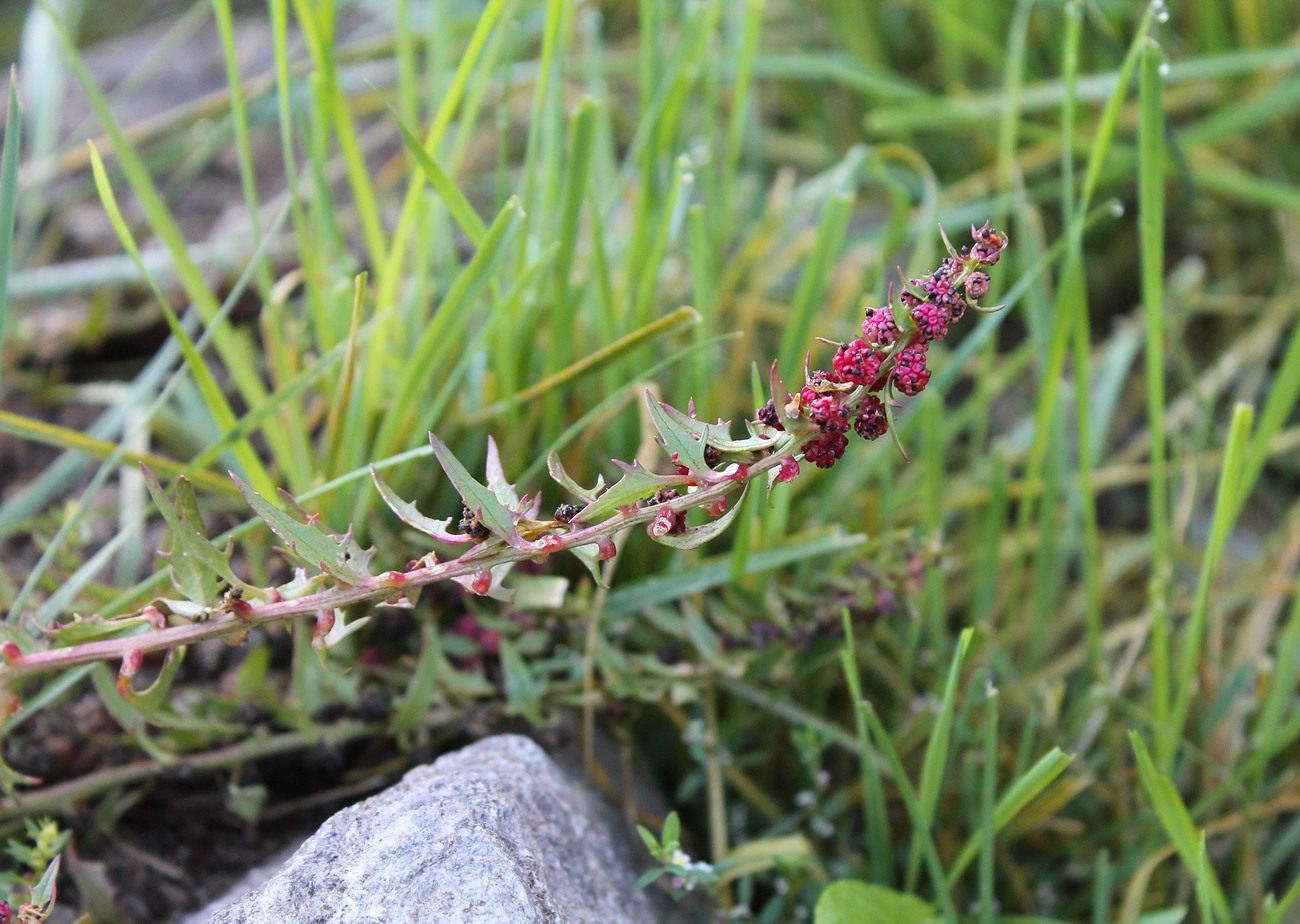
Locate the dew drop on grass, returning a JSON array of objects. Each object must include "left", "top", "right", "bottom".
[
  {"left": 1159, "top": 61, "right": 1171, "bottom": 77},
  {"left": 1152, "top": 0, "right": 1170, "bottom": 23}
]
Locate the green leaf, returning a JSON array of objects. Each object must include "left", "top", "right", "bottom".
[
  {"left": 428, "top": 434, "right": 520, "bottom": 545},
  {"left": 141, "top": 466, "right": 241, "bottom": 604},
  {"left": 45, "top": 615, "right": 137, "bottom": 645},
  {"left": 568, "top": 541, "right": 608, "bottom": 588},
  {"left": 637, "top": 824, "right": 661, "bottom": 854},
  {"left": 645, "top": 390, "right": 710, "bottom": 472},
  {"left": 574, "top": 460, "right": 686, "bottom": 525},
  {"left": 662, "top": 810, "right": 681, "bottom": 849},
  {"left": 231, "top": 474, "right": 372, "bottom": 583},
  {"left": 370, "top": 465, "right": 469, "bottom": 544},
  {"left": 117, "top": 646, "right": 187, "bottom": 726},
  {"left": 387, "top": 100, "right": 487, "bottom": 246},
  {"left": 946, "top": 746, "right": 1074, "bottom": 884},
  {"left": 906, "top": 628, "right": 972, "bottom": 888},
  {"left": 1130, "top": 732, "right": 1232, "bottom": 923},
  {"left": 633, "top": 868, "right": 667, "bottom": 891},
  {"left": 224, "top": 782, "right": 269, "bottom": 825},
  {"left": 814, "top": 880, "right": 937, "bottom": 924},
  {"left": 683, "top": 607, "right": 721, "bottom": 662},
  {"left": 651, "top": 485, "right": 749, "bottom": 550},
  {"left": 546, "top": 451, "right": 606, "bottom": 502},
  {"left": 0, "top": 69, "right": 22, "bottom": 394},
  {"left": 717, "top": 834, "right": 822, "bottom": 884},
  {"left": 394, "top": 622, "right": 445, "bottom": 734},
  {"left": 499, "top": 638, "right": 545, "bottom": 725},
  {"left": 29, "top": 853, "right": 60, "bottom": 908}
]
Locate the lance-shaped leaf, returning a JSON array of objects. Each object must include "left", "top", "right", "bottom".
[
  {"left": 231, "top": 474, "right": 373, "bottom": 583},
  {"left": 370, "top": 465, "right": 469, "bottom": 543},
  {"left": 648, "top": 397, "right": 764, "bottom": 454},
  {"left": 428, "top": 434, "right": 522, "bottom": 546},
  {"left": 575, "top": 460, "right": 688, "bottom": 525},
  {"left": 482, "top": 436, "right": 522, "bottom": 511},
  {"left": 651, "top": 485, "right": 749, "bottom": 549},
  {"left": 645, "top": 390, "right": 710, "bottom": 472},
  {"left": 142, "top": 465, "right": 243, "bottom": 602},
  {"left": 547, "top": 451, "right": 606, "bottom": 502}
]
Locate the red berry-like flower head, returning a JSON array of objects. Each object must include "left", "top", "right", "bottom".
[
  {"left": 861, "top": 305, "right": 899, "bottom": 347},
  {"left": 965, "top": 271, "right": 990, "bottom": 301},
  {"left": 804, "top": 431, "right": 848, "bottom": 469},
  {"left": 853, "top": 394, "right": 889, "bottom": 441},
  {"left": 806, "top": 394, "right": 850, "bottom": 433},
  {"left": 910, "top": 302, "right": 950, "bottom": 343},
  {"left": 833, "top": 339, "right": 883, "bottom": 387},
  {"left": 892, "top": 345, "right": 932, "bottom": 397}
]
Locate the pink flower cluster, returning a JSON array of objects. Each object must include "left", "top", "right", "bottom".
[{"left": 757, "top": 222, "right": 1007, "bottom": 470}]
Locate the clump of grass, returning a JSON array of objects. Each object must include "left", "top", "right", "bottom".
[{"left": 0, "top": 2, "right": 1298, "bottom": 923}]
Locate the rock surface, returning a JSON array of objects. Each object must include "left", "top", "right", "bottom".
[{"left": 200, "top": 734, "right": 659, "bottom": 924}]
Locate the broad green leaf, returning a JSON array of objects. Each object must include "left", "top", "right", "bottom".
[
  {"left": 647, "top": 395, "right": 759, "bottom": 454},
  {"left": 225, "top": 782, "right": 269, "bottom": 826},
  {"left": 46, "top": 615, "right": 139, "bottom": 645},
  {"left": 482, "top": 436, "right": 525, "bottom": 513},
  {"left": 814, "top": 880, "right": 937, "bottom": 924}
]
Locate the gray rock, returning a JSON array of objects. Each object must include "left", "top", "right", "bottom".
[{"left": 202, "top": 735, "right": 659, "bottom": 924}]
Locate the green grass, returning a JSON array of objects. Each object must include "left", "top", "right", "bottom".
[{"left": 1, "top": 0, "right": 1299, "bottom": 921}]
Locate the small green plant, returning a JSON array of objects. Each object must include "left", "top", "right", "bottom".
[
  {"left": 0, "top": 818, "right": 66, "bottom": 924},
  {"left": 635, "top": 810, "right": 720, "bottom": 897}
]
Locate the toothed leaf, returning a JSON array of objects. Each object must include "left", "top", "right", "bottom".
[
  {"left": 645, "top": 390, "right": 710, "bottom": 472},
  {"left": 231, "top": 474, "right": 373, "bottom": 583},
  {"left": 142, "top": 465, "right": 242, "bottom": 602},
  {"left": 575, "top": 460, "right": 687, "bottom": 524},
  {"left": 429, "top": 434, "right": 521, "bottom": 545},
  {"left": 547, "top": 451, "right": 606, "bottom": 501},
  {"left": 483, "top": 436, "right": 522, "bottom": 510},
  {"left": 370, "top": 465, "right": 469, "bottom": 543}
]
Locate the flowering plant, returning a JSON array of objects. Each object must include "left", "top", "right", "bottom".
[{"left": 0, "top": 223, "right": 1006, "bottom": 738}]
